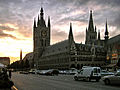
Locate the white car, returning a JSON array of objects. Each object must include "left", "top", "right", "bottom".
[
  {"left": 101, "top": 70, "right": 114, "bottom": 76},
  {"left": 102, "top": 71, "right": 120, "bottom": 85},
  {"left": 74, "top": 66, "right": 101, "bottom": 82}
]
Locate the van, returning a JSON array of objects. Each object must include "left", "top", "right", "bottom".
[{"left": 74, "top": 66, "right": 101, "bottom": 82}]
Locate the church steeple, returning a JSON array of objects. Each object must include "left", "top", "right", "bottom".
[
  {"left": 48, "top": 16, "right": 50, "bottom": 27},
  {"left": 69, "top": 23, "right": 74, "bottom": 40},
  {"left": 104, "top": 19, "right": 109, "bottom": 40},
  {"left": 98, "top": 30, "right": 101, "bottom": 40},
  {"left": 86, "top": 27, "right": 87, "bottom": 32},
  {"left": 37, "top": 7, "right": 46, "bottom": 27},
  {"left": 95, "top": 26, "right": 96, "bottom": 32},
  {"left": 37, "top": 15, "right": 39, "bottom": 26},
  {"left": 20, "top": 49, "right": 22, "bottom": 60},
  {"left": 88, "top": 10, "right": 94, "bottom": 32},
  {"left": 40, "top": 7, "right": 44, "bottom": 20},
  {"left": 34, "top": 18, "right": 36, "bottom": 28}
]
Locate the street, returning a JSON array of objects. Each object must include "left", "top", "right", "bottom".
[{"left": 12, "top": 72, "right": 120, "bottom": 90}]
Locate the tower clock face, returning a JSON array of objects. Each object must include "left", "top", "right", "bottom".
[{"left": 41, "top": 30, "right": 47, "bottom": 37}]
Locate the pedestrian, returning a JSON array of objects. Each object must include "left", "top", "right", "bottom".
[{"left": 9, "top": 70, "right": 12, "bottom": 78}]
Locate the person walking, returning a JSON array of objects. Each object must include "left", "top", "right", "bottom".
[{"left": 9, "top": 70, "right": 11, "bottom": 78}]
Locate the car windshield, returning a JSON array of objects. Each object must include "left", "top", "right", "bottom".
[
  {"left": 115, "top": 72, "right": 120, "bottom": 76},
  {"left": 93, "top": 68, "right": 100, "bottom": 73}
]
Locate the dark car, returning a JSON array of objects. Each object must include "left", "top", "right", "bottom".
[{"left": 45, "top": 69, "right": 59, "bottom": 76}]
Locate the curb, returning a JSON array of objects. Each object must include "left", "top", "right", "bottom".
[{"left": 11, "top": 86, "right": 18, "bottom": 90}]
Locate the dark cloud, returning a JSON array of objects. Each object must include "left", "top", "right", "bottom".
[
  {"left": 110, "top": 13, "right": 120, "bottom": 29},
  {"left": 0, "top": 0, "right": 119, "bottom": 42}
]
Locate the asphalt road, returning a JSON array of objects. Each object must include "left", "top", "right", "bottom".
[{"left": 11, "top": 72, "right": 120, "bottom": 90}]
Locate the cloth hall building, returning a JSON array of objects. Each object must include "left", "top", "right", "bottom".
[{"left": 32, "top": 7, "right": 119, "bottom": 70}]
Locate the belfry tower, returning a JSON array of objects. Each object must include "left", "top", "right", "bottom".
[{"left": 33, "top": 7, "right": 51, "bottom": 63}]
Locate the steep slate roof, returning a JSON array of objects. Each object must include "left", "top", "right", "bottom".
[
  {"left": 42, "top": 40, "right": 69, "bottom": 57},
  {"left": 107, "top": 34, "right": 120, "bottom": 45}
]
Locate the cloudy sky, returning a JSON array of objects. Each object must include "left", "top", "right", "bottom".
[{"left": 0, "top": 0, "right": 120, "bottom": 63}]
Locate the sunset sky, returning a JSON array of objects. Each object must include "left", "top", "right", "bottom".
[{"left": 0, "top": 0, "right": 120, "bottom": 63}]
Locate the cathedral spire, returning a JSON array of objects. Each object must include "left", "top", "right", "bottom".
[
  {"left": 40, "top": 7, "right": 44, "bottom": 20},
  {"left": 34, "top": 18, "right": 36, "bottom": 28},
  {"left": 69, "top": 23, "right": 74, "bottom": 40},
  {"left": 48, "top": 16, "right": 50, "bottom": 27},
  {"left": 88, "top": 10, "right": 94, "bottom": 32},
  {"left": 20, "top": 49, "right": 22, "bottom": 60},
  {"left": 104, "top": 19, "right": 109, "bottom": 40},
  {"left": 95, "top": 26, "right": 96, "bottom": 32},
  {"left": 98, "top": 30, "right": 100, "bottom": 40},
  {"left": 86, "top": 27, "right": 87, "bottom": 32},
  {"left": 37, "top": 15, "right": 39, "bottom": 25}
]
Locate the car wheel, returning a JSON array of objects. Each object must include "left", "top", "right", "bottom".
[
  {"left": 74, "top": 76, "right": 78, "bottom": 81},
  {"left": 104, "top": 79, "right": 110, "bottom": 85},
  {"left": 96, "top": 79, "right": 100, "bottom": 82},
  {"left": 88, "top": 78, "right": 91, "bottom": 82}
]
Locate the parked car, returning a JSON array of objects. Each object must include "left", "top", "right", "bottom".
[
  {"left": 38, "top": 69, "right": 59, "bottom": 76},
  {"left": 102, "top": 71, "right": 120, "bottom": 85},
  {"left": 69, "top": 68, "right": 78, "bottom": 75},
  {"left": 45, "top": 69, "right": 59, "bottom": 76},
  {"left": 101, "top": 70, "right": 114, "bottom": 76},
  {"left": 29, "top": 69, "right": 39, "bottom": 74},
  {"left": 19, "top": 71, "right": 29, "bottom": 74},
  {"left": 74, "top": 66, "right": 101, "bottom": 82},
  {"left": 38, "top": 70, "right": 48, "bottom": 75}
]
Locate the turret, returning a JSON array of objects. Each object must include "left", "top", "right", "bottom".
[
  {"left": 104, "top": 19, "right": 109, "bottom": 40},
  {"left": 34, "top": 18, "right": 36, "bottom": 28},
  {"left": 95, "top": 26, "right": 96, "bottom": 32},
  {"left": 98, "top": 30, "right": 100, "bottom": 40},
  {"left": 37, "top": 15, "right": 39, "bottom": 26},
  {"left": 20, "top": 49, "right": 22, "bottom": 60},
  {"left": 86, "top": 27, "right": 87, "bottom": 32},
  {"left": 40, "top": 7, "right": 44, "bottom": 20},
  {"left": 38, "top": 7, "right": 46, "bottom": 27},
  {"left": 48, "top": 16, "right": 50, "bottom": 28}
]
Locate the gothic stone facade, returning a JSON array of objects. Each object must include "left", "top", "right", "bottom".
[{"left": 33, "top": 8, "right": 107, "bottom": 70}]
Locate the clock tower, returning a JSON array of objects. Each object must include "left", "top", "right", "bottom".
[{"left": 33, "top": 7, "right": 51, "bottom": 63}]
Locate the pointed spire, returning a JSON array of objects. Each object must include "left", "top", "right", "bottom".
[
  {"left": 69, "top": 23, "right": 74, "bottom": 40},
  {"left": 86, "top": 27, "right": 87, "bottom": 32},
  {"left": 37, "top": 15, "right": 39, "bottom": 25},
  {"left": 105, "top": 19, "right": 108, "bottom": 35},
  {"left": 95, "top": 26, "right": 96, "bottom": 32},
  {"left": 48, "top": 16, "right": 50, "bottom": 27},
  {"left": 40, "top": 7, "right": 44, "bottom": 19},
  {"left": 98, "top": 29, "right": 100, "bottom": 40},
  {"left": 104, "top": 19, "right": 109, "bottom": 40},
  {"left": 34, "top": 18, "right": 36, "bottom": 28},
  {"left": 20, "top": 49, "right": 22, "bottom": 60},
  {"left": 88, "top": 10, "right": 94, "bottom": 32}
]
